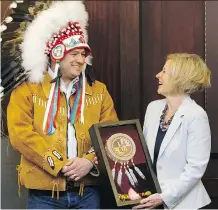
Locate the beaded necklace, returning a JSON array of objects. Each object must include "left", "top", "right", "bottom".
[{"left": 160, "top": 104, "right": 174, "bottom": 132}]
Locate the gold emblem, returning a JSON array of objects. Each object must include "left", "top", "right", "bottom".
[{"left": 105, "top": 133, "right": 136, "bottom": 163}]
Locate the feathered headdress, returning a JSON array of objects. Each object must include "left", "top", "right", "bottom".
[
  {"left": 1, "top": 1, "right": 95, "bottom": 134},
  {"left": 21, "top": 1, "right": 90, "bottom": 83}
]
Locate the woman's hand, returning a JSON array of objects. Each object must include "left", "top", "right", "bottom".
[
  {"left": 94, "top": 156, "right": 98, "bottom": 165},
  {"left": 132, "top": 193, "right": 163, "bottom": 209}
]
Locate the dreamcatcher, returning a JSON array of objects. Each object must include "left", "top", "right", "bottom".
[{"left": 105, "top": 133, "right": 146, "bottom": 188}]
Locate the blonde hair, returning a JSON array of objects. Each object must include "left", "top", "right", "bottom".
[{"left": 166, "top": 53, "right": 211, "bottom": 95}]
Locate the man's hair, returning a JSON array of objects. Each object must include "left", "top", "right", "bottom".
[{"left": 166, "top": 53, "right": 211, "bottom": 95}]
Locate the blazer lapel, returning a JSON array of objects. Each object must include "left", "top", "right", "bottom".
[
  {"left": 158, "top": 96, "right": 192, "bottom": 160},
  {"left": 158, "top": 115, "right": 183, "bottom": 159}
]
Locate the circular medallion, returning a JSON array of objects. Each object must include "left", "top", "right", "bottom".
[
  {"left": 51, "top": 44, "right": 65, "bottom": 61},
  {"left": 105, "top": 133, "right": 136, "bottom": 163}
]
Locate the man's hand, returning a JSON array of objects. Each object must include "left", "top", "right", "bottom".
[
  {"left": 61, "top": 157, "right": 93, "bottom": 181},
  {"left": 132, "top": 193, "right": 163, "bottom": 209}
]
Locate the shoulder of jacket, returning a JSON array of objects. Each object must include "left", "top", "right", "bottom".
[
  {"left": 12, "top": 81, "right": 42, "bottom": 96},
  {"left": 89, "top": 80, "right": 107, "bottom": 92},
  {"left": 92, "top": 80, "right": 106, "bottom": 87},
  {"left": 147, "top": 99, "right": 166, "bottom": 110},
  {"left": 186, "top": 100, "right": 208, "bottom": 119}
]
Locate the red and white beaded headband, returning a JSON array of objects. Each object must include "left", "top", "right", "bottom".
[{"left": 45, "top": 21, "right": 91, "bottom": 61}]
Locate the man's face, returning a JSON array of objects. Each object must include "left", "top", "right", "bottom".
[{"left": 59, "top": 48, "right": 86, "bottom": 80}]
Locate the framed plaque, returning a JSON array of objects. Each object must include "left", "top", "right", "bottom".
[{"left": 89, "top": 119, "right": 161, "bottom": 206}]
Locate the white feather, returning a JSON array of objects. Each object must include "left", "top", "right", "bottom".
[
  {"left": 85, "top": 55, "right": 93, "bottom": 66},
  {"left": 0, "top": 25, "right": 7, "bottom": 33},
  {"left": 9, "top": 2, "right": 17, "bottom": 9},
  {"left": 5, "top": 16, "right": 13, "bottom": 23},
  {"left": 21, "top": 1, "right": 89, "bottom": 83},
  {"left": 0, "top": 79, "right": 4, "bottom": 101}
]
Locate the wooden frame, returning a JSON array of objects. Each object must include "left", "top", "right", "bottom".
[{"left": 89, "top": 119, "right": 161, "bottom": 206}]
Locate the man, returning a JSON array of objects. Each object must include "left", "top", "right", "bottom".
[{"left": 7, "top": 1, "right": 118, "bottom": 209}]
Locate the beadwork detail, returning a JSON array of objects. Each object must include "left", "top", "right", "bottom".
[{"left": 160, "top": 104, "right": 174, "bottom": 132}]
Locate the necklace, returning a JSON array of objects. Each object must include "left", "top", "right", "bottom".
[{"left": 160, "top": 104, "right": 174, "bottom": 132}]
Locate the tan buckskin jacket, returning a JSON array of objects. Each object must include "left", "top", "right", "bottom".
[{"left": 7, "top": 72, "right": 118, "bottom": 192}]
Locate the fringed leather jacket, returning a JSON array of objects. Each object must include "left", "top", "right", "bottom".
[{"left": 7, "top": 72, "right": 118, "bottom": 195}]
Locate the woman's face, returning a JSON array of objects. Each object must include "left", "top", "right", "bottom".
[{"left": 156, "top": 60, "right": 173, "bottom": 96}]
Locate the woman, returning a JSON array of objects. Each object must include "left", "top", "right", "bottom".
[{"left": 134, "top": 53, "right": 211, "bottom": 209}]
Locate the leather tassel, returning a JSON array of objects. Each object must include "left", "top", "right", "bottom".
[{"left": 78, "top": 182, "right": 84, "bottom": 196}]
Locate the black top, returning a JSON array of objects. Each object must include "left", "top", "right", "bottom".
[{"left": 153, "top": 126, "right": 167, "bottom": 175}]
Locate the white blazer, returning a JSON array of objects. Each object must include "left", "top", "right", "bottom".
[{"left": 143, "top": 96, "right": 211, "bottom": 209}]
